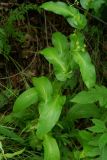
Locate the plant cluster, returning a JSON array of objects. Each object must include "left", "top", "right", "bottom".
[{"left": 0, "top": 0, "right": 107, "bottom": 160}]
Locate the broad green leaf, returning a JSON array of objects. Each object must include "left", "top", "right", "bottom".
[
  {"left": 36, "top": 95, "right": 66, "bottom": 139},
  {"left": 88, "top": 119, "right": 106, "bottom": 133},
  {"left": 41, "top": 1, "right": 87, "bottom": 29},
  {"left": 52, "top": 32, "right": 68, "bottom": 57},
  {"left": 67, "top": 9, "right": 87, "bottom": 29},
  {"left": 70, "top": 32, "right": 96, "bottom": 88},
  {"left": 32, "top": 76, "right": 53, "bottom": 102},
  {"left": 91, "top": 0, "right": 105, "bottom": 12},
  {"left": 80, "top": 145, "right": 100, "bottom": 158},
  {"left": 95, "top": 85, "right": 107, "bottom": 107},
  {"left": 41, "top": 47, "right": 67, "bottom": 71},
  {"left": 3, "top": 112, "right": 27, "bottom": 122},
  {"left": 70, "top": 32, "right": 84, "bottom": 50},
  {"left": 78, "top": 55, "right": 96, "bottom": 88},
  {"left": 78, "top": 132, "right": 100, "bottom": 158},
  {"left": 77, "top": 131, "right": 99, "bottom": 147},
  {"left": 71, "top": 85, "right": 107, "bottom": 107},
  {"left": 67, "top": 104, "right": 100, "bottom": 121},
  {"left": 80, "top": 0, "right": 105, "bottom": 12},
  {"left": 0, "top": 125, "right": 24, "bottom": 143},
  {"left": 5, "top": 148, "right": 25, "bottom": 158},
  {"left": 41, "top": 47, "right": 70, "bottom": 81},
  {"left": 40, "top": 1, "right": 72, "bottom": 17},
  {"left": 77, "top": 130, "right": 99, "bottom": 158},
  {"left": 99, "top": 133, "right": 107, "bottom": 149},
  {"left": 13, "top": 87, "right": 38, "bottom": 113},
  {"left": 80, "top": 0, "right": 91, "bottom": 10},
  {"left": 43, "top": 134, "right": 60, "bottom": 160},
  {"left": 71, "top": 88, "right": 98, "bottom": 104}
]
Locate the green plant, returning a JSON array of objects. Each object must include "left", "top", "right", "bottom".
[
  {"left": 0, "top": 3, "right": 38, "bottom": 57},
  {"left": 69, "top": 85, "right": 107, "bottom": 159},
  {"left": 12, "top": 76, "right": 65, "bottom": 159},
  {"left": 1, "top": 1, "right": 107, "bottom": 160},
  {"left": 40, "top": 1, "right": 87, "bottom": 29},
  {"left": 79, "top": 0, "right": 105, "bottom": 13},
  {"left": 41, "top": 31, "right": 96, "bottom": 88}
]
